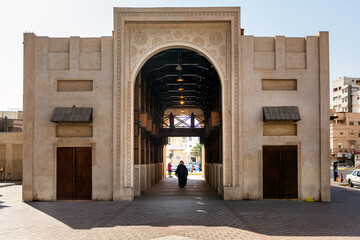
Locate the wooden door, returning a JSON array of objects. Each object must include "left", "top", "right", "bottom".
[
  {"left": 263, "top": 146, "right": 281, "bottom": 199},
  {"left": 263, "top": 146, "right": 297, "bottom": 199},
  {"left": 57, "top": 147, "right": 92, "bottom": 200},
  {"left": 57, "top": 147, "right": 75, "bottom": 200},
  {"left": 74, "top": 147, "right": 92, "bottom": 200},
  {"left": 280, "top": 146, "right": 298, "bottom": 198}
]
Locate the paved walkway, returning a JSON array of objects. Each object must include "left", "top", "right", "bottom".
[
  {"left": 1, "top": 177, "right": 360, "bottom": 239},
  {"left": 0, "top": 181, "right": 21, "bottom": 188}
]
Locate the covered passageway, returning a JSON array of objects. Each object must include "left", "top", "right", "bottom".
[{"left": 133, "top": 48, "right": 223, "bottom": 196}]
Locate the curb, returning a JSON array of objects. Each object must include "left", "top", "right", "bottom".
[{"left": 0, "top": 183, "right": 15, "bottom": 188}]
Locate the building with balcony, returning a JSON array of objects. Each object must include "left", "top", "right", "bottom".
[
  {"left": 332, "top": 77, "right": 360, "bottom": 112},
  {"left": 330, "top": 110, "right": 360, "bottom": 164},
  {"left": 166, "top": 136, "right": 201, "bottom": 166}
]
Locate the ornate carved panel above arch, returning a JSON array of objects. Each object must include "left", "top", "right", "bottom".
[{"left": 126, "top": 22, "right": 229, "bottom": 81}]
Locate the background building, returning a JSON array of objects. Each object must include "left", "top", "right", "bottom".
[
  {"left": 0, "top": 110, "right": 23, "bottom": 181},
  {"left": 352, "top": 91, "right": 360, "bottom": 112},
  {"left": 330, "top": 77, "right": 360, "bottom": 164},
  {"left": 332, "top": 77, "right": 360, "bottom": 112},
  {"left": 0, "top": 110, "right": 23, "bottom": 120},
  {"left": 0, "top": 110, "right": 23, "bottom": 132},
  {"left": 330, "top": 110, "right": 360, "bottom": 164},
  {"left": 166, "top": 137, "right": 201, "bottom": 166}
]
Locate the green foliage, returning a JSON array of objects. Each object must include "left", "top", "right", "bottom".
[{"left": 191, "top": 142, "right": 202, "bottom": 158}]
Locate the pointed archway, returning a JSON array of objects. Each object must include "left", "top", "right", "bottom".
[
  {"left": 113, "top": 9, "right": 242, "bottom": 200},
  {"left": 133, "top": 48, "right": 222, "bottom": 196}
]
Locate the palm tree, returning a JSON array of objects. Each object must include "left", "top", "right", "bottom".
[{"left": 191, "top": 142, "right": 202, "bottom": 161}]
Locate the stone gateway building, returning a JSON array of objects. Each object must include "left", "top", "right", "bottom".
[{"left": 23, "top": 7, "right": 330, "bottom": 201}]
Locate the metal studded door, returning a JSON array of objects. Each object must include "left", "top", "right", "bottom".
[
  {"left": 263, "top": 146, "right": 298, "bottom": 199},
  {"left": 57, "top": 147, "right": 92, "bottom": 200}
]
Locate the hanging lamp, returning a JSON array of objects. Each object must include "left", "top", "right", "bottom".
[
  {"left": 177, "top": 75, "right": 184, "bottom": 82},
  {"left": 176, "top": 51, "right": 184, "bottom": 82}
]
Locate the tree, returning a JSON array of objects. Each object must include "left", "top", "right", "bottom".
[{"left": 191, "top": 142, "right": 202, "bottom": 161}]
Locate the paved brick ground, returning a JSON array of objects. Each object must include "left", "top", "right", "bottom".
[{"left": 1, "top": 177, "right": 360, "bottom": 240}]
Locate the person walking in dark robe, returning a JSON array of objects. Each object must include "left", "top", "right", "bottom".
[{"left": 175, "top": 160, "right": 188, "bottom": 188}]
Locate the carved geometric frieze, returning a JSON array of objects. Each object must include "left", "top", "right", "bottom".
[{"left": 126, "top": 23, "right": 229, "bottom": 79}]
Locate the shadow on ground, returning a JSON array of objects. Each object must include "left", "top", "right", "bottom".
[
  {"left": 24, "top": 177, "right": 360, "bottom": 238},
  {"left": 0, "top": 193, "right": 9, "bottom": 209}
]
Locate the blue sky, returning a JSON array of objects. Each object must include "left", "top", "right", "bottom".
[{"left": 0, "top": 0, "right": 359, "bottom": 110}]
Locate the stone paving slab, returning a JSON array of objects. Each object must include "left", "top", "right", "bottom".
[
  {"left": 151, "top": 235, "right": 199, "bottom": 240},
  {"left": 1, "top": 177, "right": 360, "bottom": 239}
]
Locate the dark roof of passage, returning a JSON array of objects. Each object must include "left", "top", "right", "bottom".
[
  {"left": 50, "top": 107, "right": 92, "bottom": 123},
  {"left": 263, "top": 106, "right": 301, "bottom": 122},
  {"left": 142, "top": 48, "right": 221, "bottom": 116}
]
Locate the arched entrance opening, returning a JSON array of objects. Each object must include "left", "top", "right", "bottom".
[{"left": 133, "top": 48, "right": 222, "bottom": 196}]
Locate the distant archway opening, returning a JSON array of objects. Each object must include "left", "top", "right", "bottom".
[{"left": 133, "top": 48, "right": 222, "bottom": 196}]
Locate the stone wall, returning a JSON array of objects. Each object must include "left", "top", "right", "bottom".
[
  {"left": 241, "top": 33, "right": 330, "bottom": 201},
  {"left": 0, "top": 132, "right": 23, "bottom": 181},
  {"left": 23, "top": 34, "right": 114, "bottom": 201}
]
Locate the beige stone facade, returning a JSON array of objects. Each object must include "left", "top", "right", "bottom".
[
  {"left": 0, "top": 111, "right": 23, "bottom": 120},
  {"left": 166, "top": 137, "right": 201, "bottom": 165},
  {"left": 23, "top": 7, "right": 330, "bottom": 202},
  {"left": 331, "top": 77, "right": 360, "bottom": 112},
  {"left": 330, "top": 111, "right": 360, "bottom": 161},
  {"left": 0, "top": 132, "right": 23, "bottom": 180}
]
